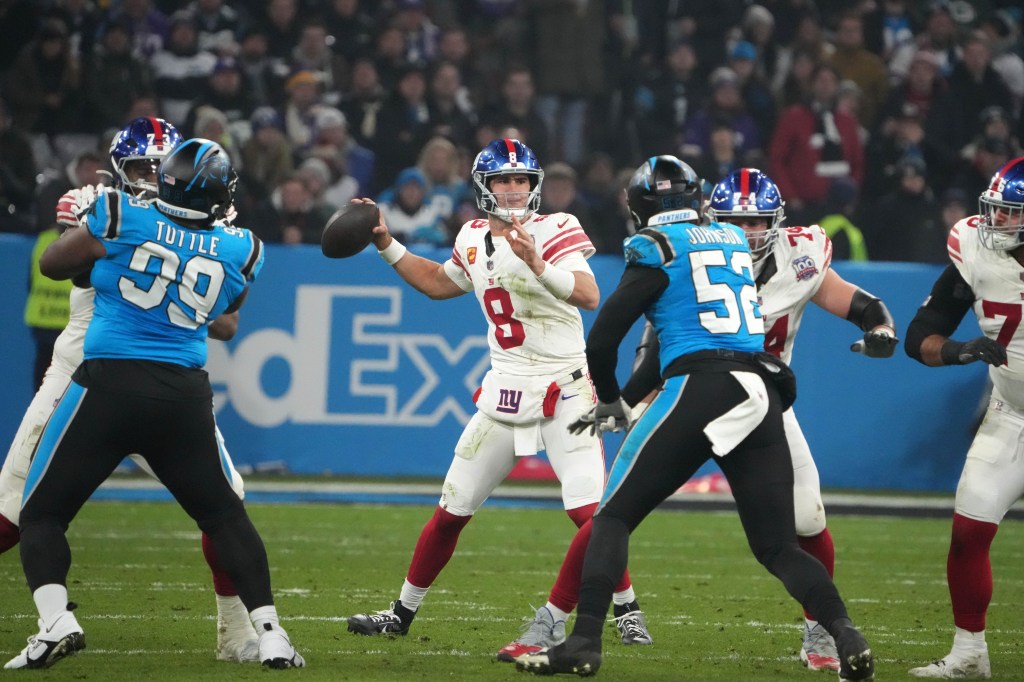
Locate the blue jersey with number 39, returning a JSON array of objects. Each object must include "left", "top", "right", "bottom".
[
  {"left": 83, "top": 190, "right": 263, "bottom": 367},
  {"left": 623, "top": 221, "right": 764, "bottom": 372}
]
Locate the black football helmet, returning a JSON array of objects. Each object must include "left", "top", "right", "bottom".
[
  {"left": 156, "top": 138, "right": 237, "bottom": 224},
  {"left": 626, "top": 155, "right": 703, "bottom": 229}
]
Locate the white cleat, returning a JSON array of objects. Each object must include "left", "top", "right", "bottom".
[
  {"left": 257, "top": 623, "right": 305, "bottom": 669},
  {"left": 910, "top": 651, "right": 991, "bottom": 679},
  {"left": 800, "top": 622, "right": 840, "bottom": 672},
  {"left": 4, "top": 610, "right": 86, "bottom": 670}
]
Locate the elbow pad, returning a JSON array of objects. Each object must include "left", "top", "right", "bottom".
[{"left": 847, "top": 288, "right": 894, "bottom": 332}]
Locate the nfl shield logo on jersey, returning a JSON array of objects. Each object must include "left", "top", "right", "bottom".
[{"left": 792, "top": 255, "right": 818, "bottom": 281}]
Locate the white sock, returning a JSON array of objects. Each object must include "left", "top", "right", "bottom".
[
  {"left": 249, "top": 605, "right": 281, "bottom": 633},
  {"left": 952, "top": 627, "right": 987, "bottom": 655},
  {"left": 612, "top": 587, "right": 636, "bottom": 607},
  {"left": 399, "top": 580, "right": 429, "bottom": 611},
  {"left": 33, "top": 584, "right": 69, "bottom": 630},
  {"left": 217, "top": 594, "right": 254, "bottom": 631},
  {"left": 544, "top": 602, "right": 570, "bottom": 623}
]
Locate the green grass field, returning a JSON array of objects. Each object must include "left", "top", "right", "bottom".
[{"left": 0, "top": 500, "right": 1021, "bottom": 680}]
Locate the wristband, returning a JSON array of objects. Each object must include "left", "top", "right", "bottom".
[
  {"left": 939, "top": 340, "right": 965, "bottom": 366},
  {"left": 537, "top": 263, "right": 576, "bottom": 300},
  {"left": 378, "top": 239, "right": 407, "bottom": 266}
]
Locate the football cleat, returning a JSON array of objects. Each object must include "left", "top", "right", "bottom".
[
  {"left": 497, "top": 605, "right": 566, "bottom": 662},
  {"left": 346, "top": 600, "right": 413, "bottom": 636},
  {"left": 216, "top": 596, "right": 260, "bottom": 662},
  {"left": 257, "top": 623, "right": 305, "bottom": 669},
  {"left": 4, "top": 607, "right": 85, "bottom": 670},
  {"left": 800, "top": 622, "right": 840, "bottom": 672},
  {"left": 612, "top": 602, "right": 653, "bottom": 645},
  {"left": 834, "top": 623, "right": 874, "bottom": 681},
  {"left": 515, "top": 635, "right": 603, "bottom": 677},
  {"left": 909, "top": 650, "right": 991, "bottom": 679}
]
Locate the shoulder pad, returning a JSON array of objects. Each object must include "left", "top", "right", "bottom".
[{"left": 624, "top": 228, "right": 675, "bottom": 267}]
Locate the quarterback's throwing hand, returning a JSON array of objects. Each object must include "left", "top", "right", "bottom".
[{"left": 850, "top": 326, "right": 899, "bottom": 358}]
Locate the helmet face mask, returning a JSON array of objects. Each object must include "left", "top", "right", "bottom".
[
  {"left": 156, "top": 139, "right": 237, "bottom": 225},
  {"left": 626, "top": 155, "right": 703, "bottom": 229},
  {"left": 707, "top": 167, "right": 786, "bottom": 260},
  {"left": 979, "top": 158, "right": 1024, "bottom": 250},
  {"left": 472, "top": 138, "right": 543, "bottom": 221},
  {"left": 109, "top": 117, "right": 182, "bottom": 195}
]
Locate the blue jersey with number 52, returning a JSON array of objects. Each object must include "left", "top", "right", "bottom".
[
  {"left": 83, "top": 190, "right": 263, "bottom": 367},
  {"left": 624, "top": 221, "right": 764, "bottom": 372}
]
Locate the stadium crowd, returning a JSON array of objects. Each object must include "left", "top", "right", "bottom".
[{"left": 0, "top": 0, "right": 1023, "bottom": 260}]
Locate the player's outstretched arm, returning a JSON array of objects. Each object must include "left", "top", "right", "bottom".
[
  {"left": 39, "top": 226, "right": 106, "bottom": 281},
  {"left": 810, "top": 269, "right": 897, "bottom": 357}
]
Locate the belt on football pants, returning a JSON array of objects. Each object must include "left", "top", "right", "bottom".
[{"left": 557, "top": 367, "right": 586, "bottom": 386}]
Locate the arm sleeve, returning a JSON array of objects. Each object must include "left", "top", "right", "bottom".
[
  {"left": 587, "top": 266, "right": 669, "bottom": 403},
  {"left": 904, "top": 264, "right": 975, "bottom": 362},
  {"left": 621, "top": 322, "right": 662, "bottom": 407}
]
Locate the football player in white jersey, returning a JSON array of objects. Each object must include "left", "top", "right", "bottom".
[
  {"left": 0, "top": 118, "right": 259, "bottom": 664},
  {"left": 904, "top": 156, "right": 1024, "bottom": 679},
  {"left": 609, "top": 168, "right": 897, "bottom": 673},
  {"left": 345, "top": 139, "right": 648, "bottom": 641}
]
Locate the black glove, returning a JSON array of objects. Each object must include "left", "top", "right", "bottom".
[
  {"left": 941, "top": 337, "right": 1007, "bottom": 366},
  {"left": 850, "top": 327, "right": 899, "bottom": 358},
  {"left": 568, "top": 398, "right": 632, "bottom": 436}
]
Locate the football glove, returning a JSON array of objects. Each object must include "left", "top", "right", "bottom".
[
  {"left": 568, "top": 398, "right": 633, "bottom": 436},
  {"left": 943, "top": 336, "right": 1007, "bottom": 366},
  {"left": 55, "top": 184, "right": 104, "bottom": 228},
  {"left": 850, "top": 326, "right": 898, "bottom": 358}
]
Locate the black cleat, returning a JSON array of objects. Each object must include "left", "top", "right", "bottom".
[
  {"left": 515, "top": 635, "right": 602, "bottom": 677},
  {"left": 835, "top": 623, "right": 874, "bottom": 681},
  {"left": 346, "top": 600, "right": 413, "bottom": 636}
]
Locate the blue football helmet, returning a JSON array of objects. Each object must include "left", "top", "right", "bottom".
[
  {"left": 109, "top": 117, "right": 182, "bottom": 194},
  {"left": 707, "top": 168, "right": 786, "bottom": 260},
  {"left": 156, "top": 138, "right": 236, "bottom": 224},
  {"left": 626, "top": 155, "right": 703, "bottom": 229},
  {"left": 979, "top": 156, "right": 1024, "bottom": 250},
  {"left": 471, "top": 138, "right": 543, "bottom": 221}
]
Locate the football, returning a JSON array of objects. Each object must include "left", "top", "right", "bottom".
[{"left": 321, "top": 202, "right": 379, "bottom": 258}]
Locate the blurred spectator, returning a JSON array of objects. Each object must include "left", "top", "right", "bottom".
[
  {"left": 290, "top": 19, "right": 348, "bottom": 105},
  {"left": 282, "top": 68, "right": 323, "bottom": 152},
  {"left": 339, "top": 57, "right": 385, "bottom": 148},
  {"left": 682, "top": 67, "right": 762, "bottom": 163},
  {"left": 960, "top": 106, "right": 1022, "bottom": 161},
  {"left": 947, "top": 136, "right": 1013, "bottom": 201},
  {"left": 769, "top": 62, "right": 864, "bottom": 226},
  {"left": 630, "top": 40, "right": 704, "bottom": 158},
  {"left": 249, "top": 173, "right": 335, "bottom": 244},
  {"left": 4, "top": 18, "right": 84, "bottom": 136},
  {"left": 688, "top": 119, "right": 748, "bottom": 191},
  {"left": 240, "top": 106, "right": 293, "bottom": 200},
  {"left": 412, "top": 136, "right": 466, "bottom": 223},
  {"left": 527, "top": 0, "right": 606, "bottom": 165},
  {"left": 262, "top": 0, "right": 303, "bottom": 60},
  {"left": 479, "top": 66, "right": 550, "bottom": 162},
  {"left": 587, "top": 166, "right": 635, "bottom": 255},
  {"left": 738, "top": 4, "right": 782, "bottom": 88},
  {"left": 391, "top": 0, "right": 440, "bottom": 68},
  {"left": 728, "top": 40, "right": 777, "bottom": 141},
  {"left": 929, "top": 30, "right": 1015, "bottom": 157},
  {"left": 575, "top": 151, "right": 616, "bottom": 215},
  {"left": 539, "top": 162, "right": 593, "bottom": 233},
  {"left": 324, "top": 0, "right": 376, "bottom": 64},
  {"left": 236, "top": 24, "right": 278, "bottom": 108},
  {"left": 150, "top": 11, "right": 216, "bottom": 126},
  {"left": 103, "top": 0, "right": 168, "bottom": 60},
  {"left": 377, "top": 166, "right": 449, "bottom": 246},
  {"left": 827, "top": 12, "right": 888, "bottom": 130},
  {"left": 862, "top": 0, "right": 917, "bottom": 63},
  {"left": 307, "top": 106, "right": 375, "bottom": 197},
  {"left": 295, "top": 156, "right": 340, "bottom": 215},
  {"left": 940, "top": 186, "right": 970, "bottom": 230},
  {"left": 84, "top": 18, "right": 155, "bottom": 132},
  {"left": 183, "top": 56, "right": 256, "bottom": 138},
  {"left": 858, "top": 156, "right": 947, "bottom": 264},
  {"left": 372, "top": 25, "right": 408, "bottom": 91},
  {"left": 189, "top": 0, "right": 244, "bottom": 55},
  {"left": 775, "top": 46, "right": 817, "bottom": 109},
  {"left": 192, "top": 105, "right": 241, "bottom": 166},
  {"left": 880, "top": 49, "right": 945, "bottom": 127},
  {"left": 0, "top": 0, "right": 38, "bottom": 73},
  {"left": 427, "top": 61, "right": 476, "bottom": 149},
  {"left": 865, "top": 102, "right": 949, "bottom": 197},
  {"left": 436, "top": 26, "right": 486, "bottom": 113},
  {"left": 902, "top": 3, "right": 960, "bottom": 80},
  {"left": 372, "top": 65, "right": 434, "bottom": 193},
  {"left": 0, "top": 98, "right": 37, "bottom": 233},
  {"left": 52, "top": 0, "right": 104, "bottom": 61},
  {"left": 978, "top": 11, "right": 1024, "bottom": 117}
]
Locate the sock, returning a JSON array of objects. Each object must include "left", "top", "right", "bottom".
[
  {"left": 398, "top": 580, "right": 430, "bottom": 612},
  {"left": 33, "top": 584, "right": 69, "bottom": 629},
  {"left": 0, "top": 513, "right": 19, "bottom": 554},
  {"left": 250, "top": 605, "right": 280, "bottom": 633},
  {"left": 549, "top": 514, "right": 633, "bottom": 613},
  {"left": 405, "top": 506, "right": 472, "bottom": 589},
  {"left": 217, "top": 594, "right": 254, "bottom": 631},
  {"left": 202, "top": 532, "right": 239, "bottom": 597},
  {"left": 612, "top": 587, "right": 637, "bottom": 607},
  {"left": 544, "top": 601, "right": 570, "bottom": 623},
  {"left": 798, "top": 528, "right": 835, "bottom": 620},
  {"left": 947, "top": 513, "right": 997, "bottom": 633},
  {"left": 952, "top": 626, "right": 987, "bottom": 656}
]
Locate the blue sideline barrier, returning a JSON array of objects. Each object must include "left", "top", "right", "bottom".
[{"left": 0, "top": 234, "right": 986, "bottom": 492}]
